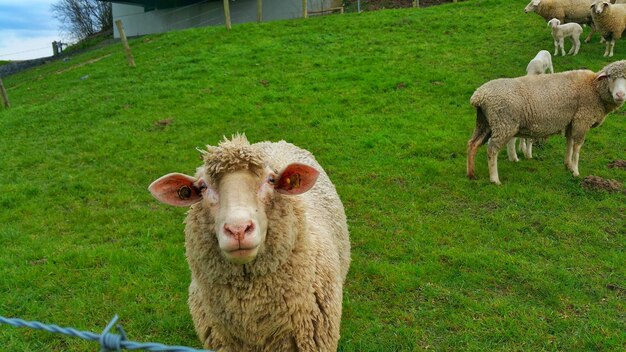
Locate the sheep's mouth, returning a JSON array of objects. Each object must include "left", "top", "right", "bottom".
[
  {"left": 227, "top": 247, "right": 257, "bottom": 256},
  {"left": 223, "top": 246, "right": 260, "bottom": 264}
]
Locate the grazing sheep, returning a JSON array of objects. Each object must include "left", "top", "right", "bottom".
[
  {"left": 467, "top": 60, "right": 626, "bottom": 184},
  {"left": 526, "top": 50, "right": 555, "bottom": 75},
  {"left": 149, "top": 135, "right": 351, "bottom": 351},
  {"left": 525, "top": 0, "right": 597, "bottom": 43},
  {"left": 548, "top": 18, "right": 584, "bottom": 55},
  {"left": 507, "top": 50, "right": 555, "bottom": 162},
  {"left": 590, "top": 0, "right": 626, "bottom": 57}
]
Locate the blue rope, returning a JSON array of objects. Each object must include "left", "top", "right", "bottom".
[{"left": 0, "top": 315, "right": 212, "bottom": 352}]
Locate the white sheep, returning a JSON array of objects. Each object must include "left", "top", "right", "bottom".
[
  {"left": 506, "top": 50, "right": 555, "bottom": 162},
  {"left": 590, "top": 0, "right": 626, "bottom": 57},
  {"left": 548, "top": 18, "right": 584, "bottom": 55},
  {"left": 467, "top": 60, "right": 626, "bottom": 184},
  {"left": 525, "top": 0, "right": 597, "bottom": 43},
  {"left": 526, "top": 49, "right": 555, "bottom": 75},
  {"left": 149, "top": 135, "right": 351, "bottom": 351}
]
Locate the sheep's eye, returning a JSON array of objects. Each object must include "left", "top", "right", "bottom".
[{"left": 268, "top": 175, "right": 276, "bottom": 185}]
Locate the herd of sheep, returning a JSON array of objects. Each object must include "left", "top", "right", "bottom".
[
  {"left": 144, "top": 1, "right": 625, "bottom": 351},
  {"left": 525, "top": 0, "right": 626, "bottom": 57},
  {"left": 468, "top": 0, "right": 626, "bottom": 184}
]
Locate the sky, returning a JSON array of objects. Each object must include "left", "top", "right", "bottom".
[{"left": 0, "top": 0, "right": 62, "bottom": 61}]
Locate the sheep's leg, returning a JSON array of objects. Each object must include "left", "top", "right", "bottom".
[
  {"left": 487, "top": 132, "right": 514, "bottom": 185},
  {"left": 467, "top": 133, "right": 488, "bottom": 179},
  {"left": 519, "top": 138, "right": 527, "bottom": 153},
  {"left": 584, "top": 24, "right": 595, "bottom": 43},
  {"left": 569, "top": 36, "right": 580, "bottom": 55},
  {"left": 554, "top": 39, "right": 559, "bottom": 56},
  {"left": 487, "top": 141, "right": 503, "bottom": 185},
  {"left": 559, "top": 38, "right": 566, "bottom": 56},
  {"left": 568, "top": 125, "right": 587, "bottom": 177},
  {"left": 604, "top": 40, "right": 611, "bottom": 57},
  {"left": 609, "top": 39, "right": 615, "bottom": 57},
  {"left": 568, "top": 38, "right": 575, "bottom": 55},
  {"left": 571, "top": 142, "right": 584, "bottom": 177},
  {"left": 467, "top": 109, "right": 491, "bottom": 180},
  {"left": 506, "top": 138, "right": 519, "bottom": 162},
  {"left": 564, "top": 137, "right": 574, "bottom": 170},
  {"left": 524, "top": 140, "right": 533, "bottom": 159}
]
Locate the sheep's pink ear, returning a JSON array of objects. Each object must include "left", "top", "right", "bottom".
[
  {"left": 596, "top": 71, "right": 608, "bottom": 81},
  {"left": 149, "top": 173, "right": 204, "bottom": 207},
  {"left": 275, "top": 163, "right": 319, "bottom": 195}
]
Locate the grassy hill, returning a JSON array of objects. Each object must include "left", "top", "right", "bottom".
[{"left": 0, "top": 0, "right": 624, "bottom": 350}]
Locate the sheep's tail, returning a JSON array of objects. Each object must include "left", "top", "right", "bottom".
[{"left": 467, "top": 105, "right": 491, "bottom": 180}]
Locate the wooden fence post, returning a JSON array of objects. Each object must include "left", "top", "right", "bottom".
[
  {"left": 302, "top": 0, "right": 307, "bottom": 18},
  {"left": 413, "top": 0, "right": 419, "bottom": 7},
  {"left": 224, "top": 0, "right": 232, "bottom": 30},
  {"left": 0, "top": 78, "right": 10, "bottom": 109},
  {"left": 115, "top": 20, "right": 136, "bottom": 67},
  {"left": 257, "top": 0, "right": 262, "bottom": 23}
]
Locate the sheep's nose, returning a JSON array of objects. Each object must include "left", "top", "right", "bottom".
[
  {"left": 224, "top": 221, "right": 255, "bottom": 240},
  {"left": 616, "top": 91, "right": 625, "bottom": 100}
]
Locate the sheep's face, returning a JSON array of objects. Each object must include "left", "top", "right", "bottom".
[
  {"left": 591, "top": 1, "right": 610, "bottom": 15},
  {"left": 206, "top": 168, "right": 271, "bottom": 264},
  {"left": 524, "top": 0, "right": 540, "bottom": 13},
  {"left": 598, "top": 73, "right": 626, "bottom": 104},
  {"left": 547, "top": 18, "right": 560, "bottom": 29},
  {"left": 149, "top": 162, "right": 319, "bottom": 265},
  {"left": 597, "top": 61, "right": 626, "bottom": 105}
]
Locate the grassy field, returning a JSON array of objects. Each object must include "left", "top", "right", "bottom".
[{"left": 0, "top": 0, "right": 624, "bottom": 350}]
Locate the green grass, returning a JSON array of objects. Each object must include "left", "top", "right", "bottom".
[
  {"left": 0, "top": 60, "right": 9, "bottom": 66},
  {"left": 1, "top": 0, "right": 624, "bottom": 350}
]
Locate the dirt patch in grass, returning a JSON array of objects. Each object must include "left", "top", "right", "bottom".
[
  {"left": 154, "top": 118, "right": 173, "bottom": 127},
  {"left": 608, "top": 160, "right": 626, "bottom": 169},
  {"left": 55, "top": 54, "right": 112, "bottom": 74},
  {"left": 581, "top": 176, "right": 624, "bottom": 193}
]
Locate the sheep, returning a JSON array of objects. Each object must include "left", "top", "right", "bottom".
[
  {"left": 526, "top": 50, "right": 555, "bottom": 75},
  {"left": 590, "top": 0, "right": 626, "bottom": 57},
  {"left": 148, "top": 134, "right": 351, "bottom": 351},
  {"left": 525, "top": 0, "right": 597, "bottom": 43},
  {"left": 467, "top": 60, "right": 626, "bottom": 184},
  {"left": 548, "top": 18, "right": 584, "bottom": 55},
  {"left": 506, "top": 50, "right": 555, "bottom": 162}
]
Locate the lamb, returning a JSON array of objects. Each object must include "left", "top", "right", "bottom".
[
  {"left": 467, "top": 60, "right": 626, "bottom": 184},
  {"left": 590, "top": 0, "right": 626, "bottom": 57},
  {"left": 506, "top": 50, "right": 555, "bottom": 162},
  {"left": 526, "top": 49, "right": 555, "bottom": 75},
  {"left": 525, "top": 0, "right": 597, "bottom": 43},
  {"left": 548, "top": 18, "right": 584, "bottom": 55},
  {"left": 149, "top": 135, "right": 351, "bottom": 351}
]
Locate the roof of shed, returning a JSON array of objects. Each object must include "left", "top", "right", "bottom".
[{"left": 101, "top": 0, "right": 209, "bottom": 10}]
